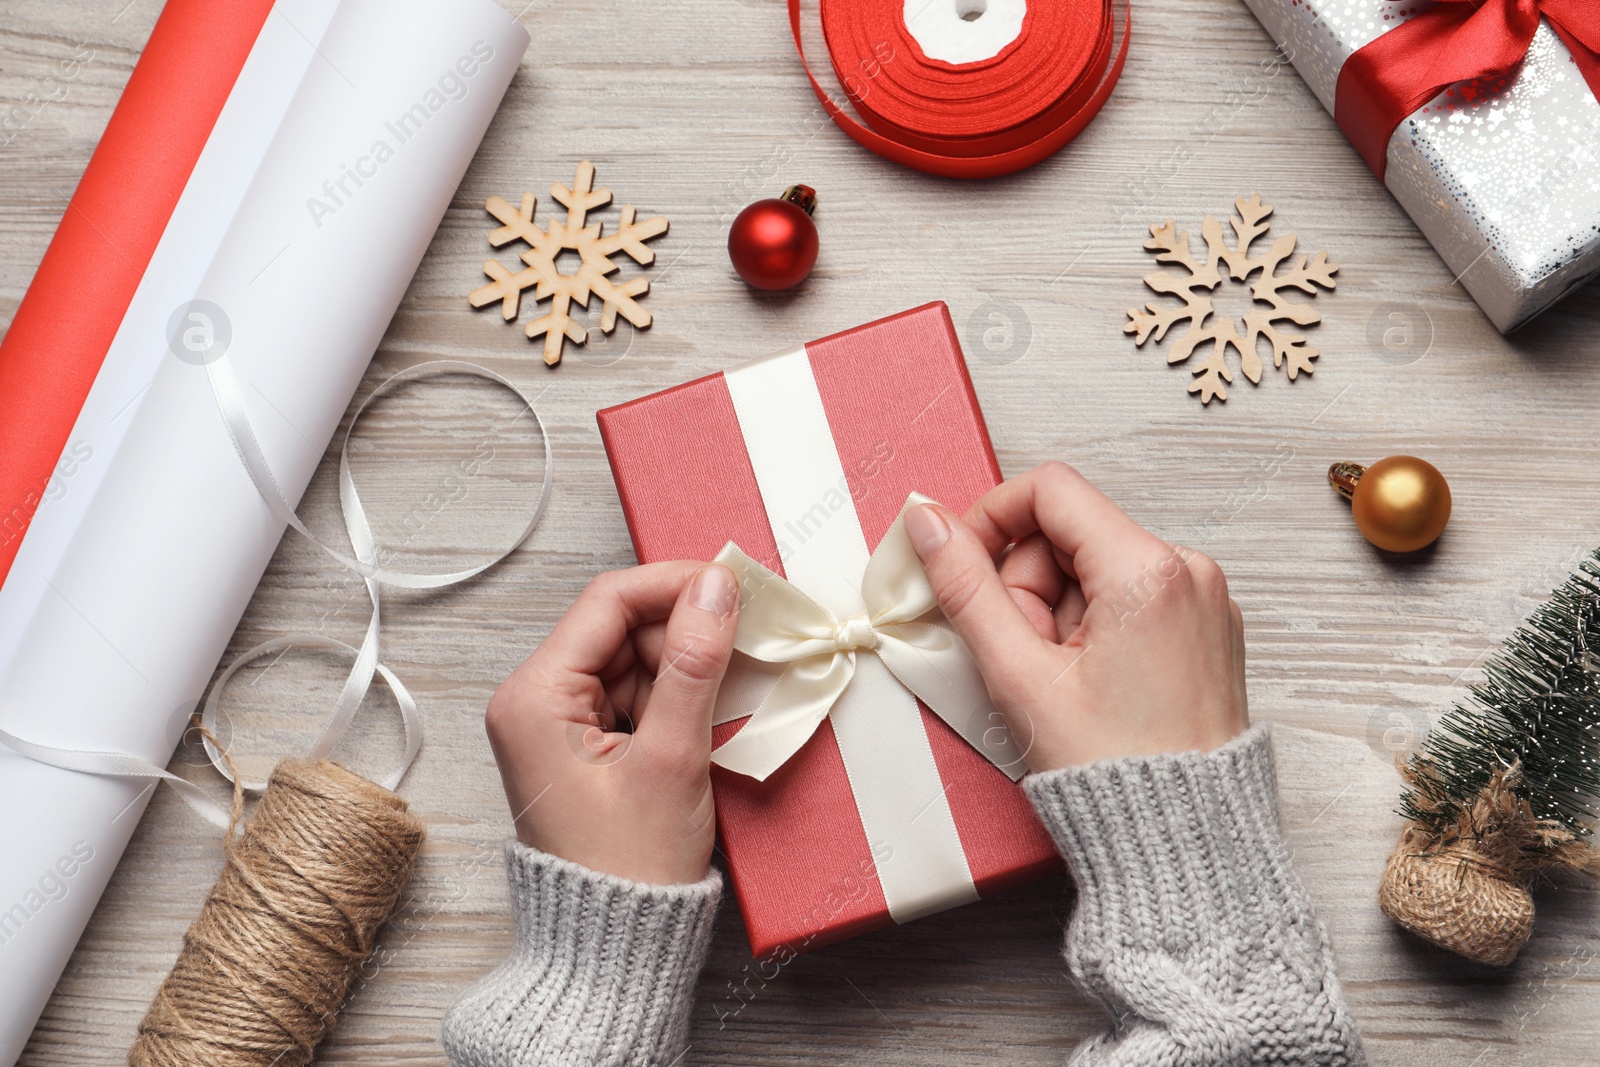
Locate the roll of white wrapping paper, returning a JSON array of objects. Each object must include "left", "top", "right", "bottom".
[{"left": 0, "top": 0, "right": 529, "bottom": 1061}]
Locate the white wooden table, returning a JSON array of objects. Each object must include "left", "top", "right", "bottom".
[{"left": 5, "top": 0, "right": 1600, "bottom": 1063}]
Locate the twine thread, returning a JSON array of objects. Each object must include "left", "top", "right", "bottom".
[{"left": 128, "top": 758, "right": 426, "bottom": 1067}]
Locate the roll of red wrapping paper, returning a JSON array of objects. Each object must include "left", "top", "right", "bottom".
[{"left": 789, "top": 0, "right": 1129, "bottom": 178}]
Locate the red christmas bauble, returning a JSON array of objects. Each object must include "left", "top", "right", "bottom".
[{"left": 728, "top": 192, "right": 818, "bottom": 291}]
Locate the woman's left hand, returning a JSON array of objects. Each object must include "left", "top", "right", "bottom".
[{"left": 485, "top": 561, "right": 740, "bottom": 885}]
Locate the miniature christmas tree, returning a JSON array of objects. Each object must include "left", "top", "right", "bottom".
[{"left": 1380, "top": 549, "right": 1600, "bottom": 965}]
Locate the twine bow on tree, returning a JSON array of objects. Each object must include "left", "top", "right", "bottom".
[{"left": 1335, "top": 0, "right": 1600, "bottom": 179}]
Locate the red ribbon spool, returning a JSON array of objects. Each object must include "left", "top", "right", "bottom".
[{"left": 788, "top": 0, "right": 1129, "bottom": 179}]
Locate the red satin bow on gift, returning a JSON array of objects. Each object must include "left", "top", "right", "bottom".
[{"left": 1336, "top": 0, "right": 1600, "bottom": 180}]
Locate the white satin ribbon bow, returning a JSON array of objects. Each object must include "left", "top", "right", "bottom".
[{"left": 709, "top": 493, "right": 1025, "bottom": 783}]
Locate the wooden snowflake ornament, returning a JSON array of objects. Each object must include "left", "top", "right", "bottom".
[
  {"left": 471, "top": 160, "right": 668, "bottom": 365},
  {"left": 1125, "top": 194, "right": 1337, "bottom": 404}
]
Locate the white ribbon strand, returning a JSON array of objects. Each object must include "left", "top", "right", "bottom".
[
  {"left": 1, "top": 356, "right": 551, "bottom": 820},
  {"left": 0, "top": 727, "right": 233, "bottom": 830},
  {"left": 196, "top": 355, "right": 552, "bottom": 795}
]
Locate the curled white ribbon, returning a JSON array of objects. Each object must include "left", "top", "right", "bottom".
[
  {"left": 1, "top": 355, "right": 551, "bottom": 822},
  {"left": 197, "top": 356, "right": 551, "bottom": 793},
  {"left": 711, "top": 493, "right": 1025, "bottom": 784}
]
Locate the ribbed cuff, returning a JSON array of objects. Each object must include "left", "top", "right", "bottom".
[
  {"left": 1025, "top": 725, "right": 1366, "bottom": 1064},
  {"left": 442, "top": 842, "right": 721, "bottom": 1067},
  {"left": 1023, "top": 725, "right": 1301, "bottom": 953}
]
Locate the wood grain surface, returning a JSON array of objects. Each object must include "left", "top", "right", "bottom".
[{"left": 5, "top": 0, "right": 1600, "bottom": 1063}]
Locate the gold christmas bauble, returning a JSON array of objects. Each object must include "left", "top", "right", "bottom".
[{"left": 1328, "top": 456, "right": 1451, "bottom": 553}]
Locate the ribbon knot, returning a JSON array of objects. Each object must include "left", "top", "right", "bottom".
[
  {"left": 832, "top": 615, "right": 879, "bottom": 652},
  {"left": 707, "top": 493, "right": 1025, "bottom": 784},
  {"left": 1334, "top": 0, "right": 1600, "bottom": 180}
]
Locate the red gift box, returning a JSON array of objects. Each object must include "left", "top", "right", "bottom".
[{"left": 597, "top": 302, "right": 1061, "bottom": 958}]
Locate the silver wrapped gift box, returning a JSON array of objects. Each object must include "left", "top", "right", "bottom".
[{"left": 1243, "top": 0, "right": 1600, "bottom": 332}]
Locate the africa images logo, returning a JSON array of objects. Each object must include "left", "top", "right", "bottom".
[
  {"left": 0, "top": 841, "right": 95, "bottom": 948},
  {"left": 305, "top": 39, "right": 496, "bottom": 229}
]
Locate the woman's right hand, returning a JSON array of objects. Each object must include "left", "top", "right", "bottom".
[{"left": 902, "top": 462, "right": 1249, "bottom": 772}]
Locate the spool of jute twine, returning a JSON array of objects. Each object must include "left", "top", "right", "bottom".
[
  {"left": 128, "top": 758, "right": 426, "bottom": 1067},
  {"left": 1378, "top": 763, "right": 1596, "bottom": 966}
]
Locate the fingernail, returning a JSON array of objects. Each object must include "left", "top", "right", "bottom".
[
  {"left": 691, "top": 563, "right": 738, "bottom": 615},
  {"left": 905, "top": 505, "right": 950, "bottom": 559}
]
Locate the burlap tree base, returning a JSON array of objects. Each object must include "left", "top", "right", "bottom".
[
  {"left": 1379, "top": 768, "right": 1596, "bottom": 966},
  {"left": 1378, "top": 827, "right": 1534, "bottom": 966}
]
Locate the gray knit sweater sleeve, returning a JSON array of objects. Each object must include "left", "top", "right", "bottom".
[
  {"left": 1024, "top": 724, "right": 1365, "bottom": 1065},
  {"left": 442, "top": 726, "right": 1362, "bottom": 1066},
  {"left": 441, "top": 842, "right": 720, "bottom": 1067}
]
